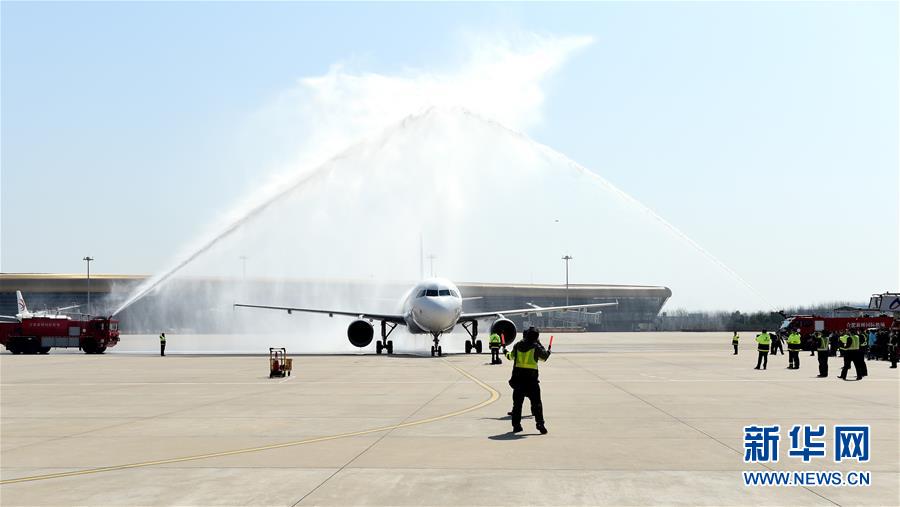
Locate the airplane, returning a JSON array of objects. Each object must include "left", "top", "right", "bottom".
[
  {"left": 0, "top": 291, "right": 80, "bottom": 322},
  {"left": 234, "top": 277, "right": 617, "bottom": 356}
]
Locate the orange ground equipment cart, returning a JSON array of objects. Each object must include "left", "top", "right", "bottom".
[{"left": 269, "top": 347, "right": 292, "bottom": 378}]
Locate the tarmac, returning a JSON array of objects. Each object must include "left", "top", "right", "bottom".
[{"left": 1, "top": 332, "right": 898, "bottom": 506}]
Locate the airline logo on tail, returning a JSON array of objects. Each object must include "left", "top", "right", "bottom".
[{"left": 17, "top": 291, "right": 28, "bottom": 314}]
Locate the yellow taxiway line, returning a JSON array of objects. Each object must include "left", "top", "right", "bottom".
[{"left": 0, "top": 359, "right": 500, "bottom": 485}]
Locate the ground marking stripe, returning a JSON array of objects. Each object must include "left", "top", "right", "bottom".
[{"left": 0, "top": 359, "right": 499, "bottom": 485}]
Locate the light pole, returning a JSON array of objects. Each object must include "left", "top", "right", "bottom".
[
  {"left": 562, "top": 255, "right": 573, "bottom": 305},
  {"left": 83, "top": 256, "right": 94, "bottom": 316}
]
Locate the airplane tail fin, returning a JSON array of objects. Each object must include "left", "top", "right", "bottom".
[{"left": 16, "top": 291, "right": 28, "bottom": 314}]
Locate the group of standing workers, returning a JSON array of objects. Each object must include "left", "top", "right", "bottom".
[{"left": 734, "top": 328, "right": 899, "bottom": 380}]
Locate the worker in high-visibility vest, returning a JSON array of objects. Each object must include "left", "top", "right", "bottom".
[
  {"left": 787, "top": 330, "right": 802, "bottom": 369},
  {"left": 489, "top": 333, "right": 502, "bottom": 365},
  {"left": 505, "top": 327, "right": 550, "bottom": 434},
  {"left": 838, "top": 331, "right": 860, "bottom": 380},
  {"left": 852, "top": 331, "right": 868, "bottom": 379},
  {"left": 159, "top": 332, "right": 166, "bottom": 357},
  {"left": 889, "top": 331, "right": 899, "bottom": 369},
  {"left": 754, "top": 330, "right": 771, "bottom": 370},
  {"left": 815, "top": 332, "right": 829, "bottom": 377},
  {"left": 731, "top": 331, "right": 739, "bottom": 355}
]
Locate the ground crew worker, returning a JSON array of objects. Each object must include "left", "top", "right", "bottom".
[
  {"left": 861, "top": 330, "right": 871, "bottom": 360},
  {"left": 838, "top": 331, "right": 861, "bottom": 380},
  {"left": 505, "top": 327, "right": 550, "bottom": 434},
  {"left": 815, "top": 331, "right": 829, "bottom": 378},
  {"left": 489, "top": 333, "right": 502, "bottom": 365},
  {"left": 787, "top": 330, "right": 802, "bottom": 369},
  {"left": 754, "top": 330, "right": 771, "bottom": 370},
  {"left": 852, "top": 330, "right": 867, "bottom": 378},
  {"left": 770, "top": 332, "right": 784, "bottom": 355},
  {"left": 889, "top": 331, "right": 899, "bottom": 369},
  {"left": 731, "top": 331, "right": 739, "bottom": 355},
  {"left": 159, "top": 332, "right": 166, "bottom": 357}
]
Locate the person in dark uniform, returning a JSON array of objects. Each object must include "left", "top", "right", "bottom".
[
  {"left": 837, "top": 331, "right": 859, "bottom": 380},
  {"left": 770, "top": 331, "right": 784, "bottom": 355},
  {"left": 159, "top": 332, "right": 166, "bottom": 356},
  {"left": 754, "top": 330, "right": 771, "bottom": 370},
  {"left": 505, "top": 327, "right": 550, "bottom": 434},
  {"left": 852, "top": 330, "right": 867, "bottom": 379},
  {"left": 815, "top": 331, "right": 829, "bottom": 378},
  {"left": 731, "top": 331, "right": 739, "bottom": 355},
  {"left": 889, "top": 331, "right": 899, "bottom": 369}
]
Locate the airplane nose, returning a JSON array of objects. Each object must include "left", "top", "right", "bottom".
[{"left": 414, "top": 298, "right": 458, "bottom": 331}]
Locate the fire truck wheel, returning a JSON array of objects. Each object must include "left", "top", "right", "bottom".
[
  {"left": 81, "top": 341, "right": 97, "bottom": 354},
  {"left": 39, "top": 347, "right": 50, "bottom": 354},
  {"left": 96, "top": 346, "right": 107, "bottom": 354}
]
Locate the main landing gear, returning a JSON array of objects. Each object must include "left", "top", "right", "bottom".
[
  {"left": 376, "top": 321, "right": 396, "bottom": 355},
  {"left": 461, "top": 321, "right": 482, "bottom": 354}
]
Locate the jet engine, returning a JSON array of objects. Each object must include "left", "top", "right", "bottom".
[
  {"left": 347, "top": 320, "right": 374, "bottom": 348},
  {"left": 490, "top": 318, "right": 517, "bottom": 343}
]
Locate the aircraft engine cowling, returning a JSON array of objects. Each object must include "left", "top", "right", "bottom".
[
  {"left": 490, "top": 318, "right": 517, "bottom": 344},
  {"left": 347, "top": 320, "right": 374, "bottom": 348}
]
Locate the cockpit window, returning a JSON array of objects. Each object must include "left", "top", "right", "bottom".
[
  {"left": 450, "top": 289, "right": 459, "bottom": 298},
  {"left": 417, "top": 290, "right": 426, "bottom": 298},
  {"left": 438, "top": 289, "right": 451, "bottom": 296},
  {"left": 426, "top": 289, "right": 439, "bottom": 297}
]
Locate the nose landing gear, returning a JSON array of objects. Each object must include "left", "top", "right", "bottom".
[{"left": 430, "top": 333, "right": 443, "bottom": 357}]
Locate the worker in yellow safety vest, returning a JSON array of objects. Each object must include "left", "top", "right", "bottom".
[
  {"left": 851, "top": 331, "right": 868, "bottom": 379},
  {"left": 787, "top": 330, "right": 802, "bottom": 370},
  {"left": 814, "top": 332, "right": 830, "bottom": 377},
  {"left": 505, "top": 327, "right": 550, "bottom": 434},
  {"left": 754, "top": 330, "right": 771, "bottom": 370},
  {"left": 732, "top": 331, "right": 739, "bottom": 355},
  {"left": 489, "top": 333, "right": 502, "bottom": 365},
  {"left": 838, "top": 331, "right": 861, "bottom": 380}
]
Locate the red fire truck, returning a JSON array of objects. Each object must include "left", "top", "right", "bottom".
[
  {"left": 778, "top": 314, "right": 894, "bottom": 337},
  {"left": 0, "top": 316, "right": 120, "bottom": 354}
]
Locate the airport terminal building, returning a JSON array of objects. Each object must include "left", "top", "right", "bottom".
[{"left": 0, "top": 274, "right": 671, "bottom": 332}]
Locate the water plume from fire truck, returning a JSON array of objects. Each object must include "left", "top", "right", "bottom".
[{"left": 110, "top": 107, "right": 765, "bottom": 353}]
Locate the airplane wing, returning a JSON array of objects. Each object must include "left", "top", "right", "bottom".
[
  {"left": 0, "top": 314, "right": 20, "bottom": 322},
  {"left": 233, "top": 303, "right": 406, "bottom": 324},
  {"left": 459, "top": 301, "right": 618, "bottom": 321}
]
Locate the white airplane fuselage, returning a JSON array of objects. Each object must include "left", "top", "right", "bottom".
[{"left": 400, "top": 278, "right": 463, "bottom": 335}]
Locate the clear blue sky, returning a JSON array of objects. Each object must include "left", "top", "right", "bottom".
[{"left": 2, "top": 2, "right": 897, "bottom": 309}]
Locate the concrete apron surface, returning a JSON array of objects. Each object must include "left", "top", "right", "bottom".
[{"left": 1, "top": 332, "right": 898, "bottom": 506}]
